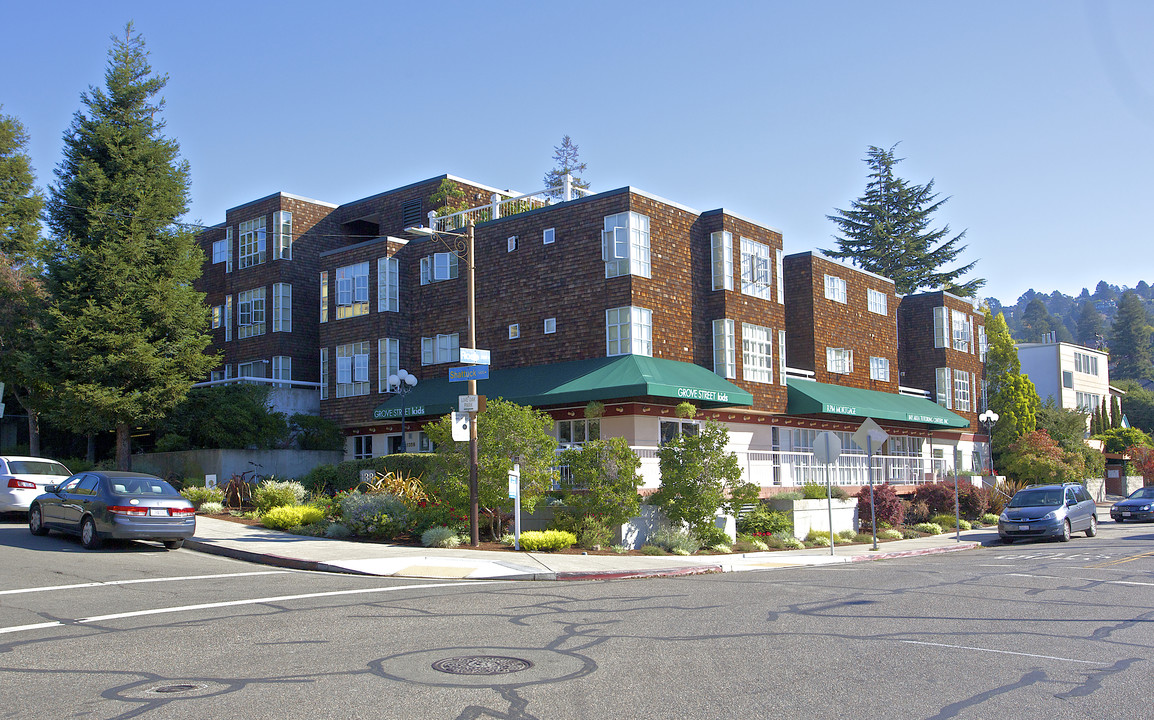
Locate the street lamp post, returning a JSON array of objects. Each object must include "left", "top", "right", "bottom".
[
  {"left": 387, "top": 369, "right": 418, "bottom": 452},
  {"left": 978, "top": 409, "right": 999, "bottom": 479}
]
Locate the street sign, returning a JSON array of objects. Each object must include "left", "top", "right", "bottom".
[
  {"left": 451, "top": 412, "right": 470, "bottom": 441},
  {"left": 459, "top": 348, "right": 491, "bottom": 365},
  {"left": 459, "top": 395, "right": 480, "bottom": 412},
  {"left": 449, "top": 365, "right": 489, "bottom": 382},
  {"left": 508, "top": 466, "right": 520, "bottom": 499},
  {"left": 813, "top": 431, "right": 842, "bottom": 464},
  {"left": 852, "top": 417, "right": 890, "bottom": 454}
]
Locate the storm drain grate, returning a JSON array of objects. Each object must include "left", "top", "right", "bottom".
[
  {"left": 431, "top": 656, "right": 533, "bottom": 676},
  {"left": 146, "top": 684, "right": 207, "bottom": 695}
]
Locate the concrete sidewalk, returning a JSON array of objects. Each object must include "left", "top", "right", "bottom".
[{"left": 186, "top": 517, "right": 1000, "bottom": 581}]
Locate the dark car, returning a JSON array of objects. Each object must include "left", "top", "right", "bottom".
[
  {"left": 28, "top": 471, "right": 195, "bottom": 550},
  {"left": 1110, "top": 486, "right": 1154, "bottom": 523},
  {"left": 998, "top": 483, "right": 1097, "bottom": 543}
]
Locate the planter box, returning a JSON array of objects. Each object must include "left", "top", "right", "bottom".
[{"left": 766, "top": 497, "right": 859, "bottom": 540}]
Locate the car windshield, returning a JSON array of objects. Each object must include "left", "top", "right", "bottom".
[
  {"left": 1008, "top": 489, "right": 1064, "bottom": 508},
  {"left": 105, "top": 478, "right": 179, "bottom": 496},
  {"left": 1126, "top": 487, "right": 1154, "bottom": 500},
  {"left": 7, "top": 460, "right": 70, "bottom": 476}
]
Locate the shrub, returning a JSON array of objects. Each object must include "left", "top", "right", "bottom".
[
  {"left": 956, "top": 482, "right": 990, "bottom": 520},
  {"left": 902, "top": 529, "right": 920, "bottom": 539},
  {"left": 517, "top": 530, "right": 577, "bottom": 552},
  {"left": 904, "top": 499, "right": 931, "bottom": 525},
  {"left": 853, "top": 532, "right": 875, "bottom": 543},
  {"left": 324, "top": 523, "right": 352, "bottom": 539},
  {"left": 808, "top": 536, "right": 830, "bottom": 547},
  {"left": 410, "top": 500, "right": 468, "bottom": 536},
  {"left": 640, "top": 544, "right": 665, "bottom": 555},
  {"left": 913, "top": 522, "right": 944, "bottom": 535},
  {"left": 708, "top": 544, "right": 732, "bottom": 554},
  {"left": 181, "top": 485, "right": 225, "bottom": 509},
  {"left": 855, "top": 484, "right": 905, "bottom": 529},
  {"left": 802, "top": 482, "right": 850, "bottom": 500},
  {"left": 198, "top": 501, "right": 224, "bottom": 515},
  {"left": 648, "top": 526, "right": 702, "bottom": 555},
  {"left": 734, "top": 537, "right": 769, "bottom": 552},
  {"left": 781, "top": 537, "right": 805, "bottom": 550},
  {"left": 837, "top": 529, "right": 857, "bottom": 541},
  {"left": 254, "top": 480, "right": 307, "bottom": 514},
  {"left": 981, "top": 513, "right": 1000, "bottom": 525},
  {"left": 421, "top": 526, "right": 462, "bottom": 548},
  {"left": 339, "top": 492, "right": 411, "bottom": 540},
  {"left": 930, "top": 514, "right": 972, "bottom": 531},
  {"left": 737, "top": 505, "right": 793, "bottom": 536},
  {"left": 611, "top": 545, "right": 629, "bottom": 554},
  {"left": 261, "top": 505, "right": 326, "bottom": 531},
  {"left": 774, "top": 491, "right": 803, "bottom": 501},
  {"left": 912, "top": 482, "right": 957, "bottom": 515},
  {"left": 806, "top": 530, "right": 832, "bottom": 543},
  {"left": 694, "top": 524, "right": 731, "bottom": 548},
  {"left": 880, "top": 529, "right": 903, "bottom": 540}
]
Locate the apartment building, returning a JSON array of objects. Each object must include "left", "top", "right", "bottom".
[
  {"left": 195, "top": 174, "right": 984, "bottom": 490},
  {"left": 1017, "top": 340, "right": 1111, "bottom": 418}
]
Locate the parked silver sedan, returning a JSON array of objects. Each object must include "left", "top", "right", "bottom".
[
  {"left": 29, "top": 471, "right": 195, "bottom": 549},
  {"left": 0, "top": 456, "right": 72, "bottom": 512}
]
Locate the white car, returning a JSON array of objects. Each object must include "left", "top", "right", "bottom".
[{"left": 0, "top": 456, "right": 73, "bottom": 512}]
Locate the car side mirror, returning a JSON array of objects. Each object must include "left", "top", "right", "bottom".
[
  {"left": 1067, "top": 498, "right": 1076, "bottom": 507},
  {"left": 45, "top": 485, "right": 58, "bottom": 493}
]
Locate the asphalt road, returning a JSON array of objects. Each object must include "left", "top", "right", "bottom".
[{"left": 1, "top": 513, "right": 1152, "bottom": 719}]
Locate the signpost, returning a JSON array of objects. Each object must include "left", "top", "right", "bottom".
[
  {"left": 450, "top": 412, "right": 470, "bottom": 442},
  {"left": 459, "top": 347, "right": 491, "bottom": 365},
  {"left": 813, "top": 431, "right": 842, "bottom": 556},
  {"left": 852, "top": 418, "right": 890, "bottom": 551},
  {"left": 508, "top": 464, "right": 521, "bottom": 550}
]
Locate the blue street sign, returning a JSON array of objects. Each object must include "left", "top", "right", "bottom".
[{"left": 449, "top": 365, "right": 489, "bottom": 382}]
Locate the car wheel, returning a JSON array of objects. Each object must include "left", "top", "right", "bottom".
[
  {"left": 1059, "top": 519, "right": 1071, "bottom": 542},
  {"left": 1001, "top": 536, "right": 1014, "bottom": 544},
  {"left": 163, "top": 539, "right": 184, "bottom": 550},
  {"left": 29, "top": 506, "right": 49, "bottom": 536},
  {"left": 80, "top": 517, "right": 103, "bottom": 549},
  {"left": 1086, "top": 515, "right": 1098, "bottom": 538}
]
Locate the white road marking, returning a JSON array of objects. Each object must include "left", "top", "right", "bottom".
[
  {"left": 1006, "top": 572, "right": 1154, "bottom": 587},
  {"left": 900, "top": 640, "right": 1106, "bottom": 665},
  {"left": 0, "top": 571, "right": 292, "bottom": 596},
  {"left": 0, "top": 580, "right": 506, "bottom": 636}
]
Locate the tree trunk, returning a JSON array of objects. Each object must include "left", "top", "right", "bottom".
[
  {"left": 27, "top": 408, "right": 40, "bottom": 456},
  {"left": 116, "top": 423, "right": 132, "bottom": 470},
  {"left": 86, "top": 434, "right": 96, "bottom": 464}
]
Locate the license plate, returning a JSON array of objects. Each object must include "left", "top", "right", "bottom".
[
  {"left": 1018, "top": 525, "right": 1030, "bottom": 531},
  {"left": 1123, "top": 512, "right": 1132, "bottom": 516},
  {"left": 148, "top": 508, "right": 168, "bottom": 517}
]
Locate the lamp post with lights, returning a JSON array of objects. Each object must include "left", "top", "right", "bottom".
[
  {"left": 387, "top": 369, "right": 418, "bottom": 452},
  {"left": 978, "top": 408, "right": 999, "bottom": 479}
]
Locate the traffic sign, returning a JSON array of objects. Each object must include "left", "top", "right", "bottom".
[
  {"left": 449, "top": 365, "right": 489, "bottom": 382},
  {"left": 451, "top": 412, "right": 470, "bottom": 441},
  {"left": 459, "top": 348, "right": 491, "bottom": 365},
  {"left": 852, "top": 418, "right": 890, "bottom": 454},
  {"left": 813, "top": 431, "right": 842, "bottom": 464}
]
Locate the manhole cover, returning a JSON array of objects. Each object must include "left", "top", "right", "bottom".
[
  {"left": 147, "top": 684, "right": 207, "bottom": 695},
  {"left": 432, "top": 655, "right": 533, "bottom": 676}
]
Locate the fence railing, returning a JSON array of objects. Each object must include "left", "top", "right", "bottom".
[{"left": 433, "top": 174, "right": 593, "bottom": 233}]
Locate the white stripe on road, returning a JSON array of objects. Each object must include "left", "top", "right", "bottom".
[
  {"left": 1007, "top": 572, "right": 1154, "bottom": 587},
  {"left": 900, "top": 640, "right": 1106, "bottom": 665},
  {"left": 0, "top": 571, "right": 293, "bottom": 596},
  {"left": 0, "top": 580, "right": 506, "bottom": 636}
]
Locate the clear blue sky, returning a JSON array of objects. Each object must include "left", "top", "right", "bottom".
[{"left": 3, "top": 1, "right": 1151, "bottom": 305}]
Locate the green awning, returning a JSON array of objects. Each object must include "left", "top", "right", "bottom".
[
  {"left": 372, "top": 354, "right": 753, "bottom": 420},
  {"left": 786, "top": 377, "right": 969, "bottom": 428}
]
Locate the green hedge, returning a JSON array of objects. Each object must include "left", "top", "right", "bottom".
[{"left": 298, "top": 454, "right": 437, "bottom": 494}]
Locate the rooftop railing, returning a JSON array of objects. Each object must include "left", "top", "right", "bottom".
[{"left": 432, "top": 174, "right": 593, "bottom": 233}]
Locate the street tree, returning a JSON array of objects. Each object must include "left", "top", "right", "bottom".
[
  {"left": 41, "top": 25, "right": 217, "bottom": 469},
  {"left": 825, "top": 145, "right": 983, "bottom": 296},
  {"left": 557, "top": 437, "right": 643, "bottom": 529},
  {"left": 1109, "top": 290, "right": 1154, "bottom": 381},
  {"left": 543, "top": 135, "right": 590, "bottom": 198},
  {"left": 983, "top": 309, "right": 1040, "bottom": 458},
  {"left": 1001, "top": 430, "right": 1090, "bottom": 485}
]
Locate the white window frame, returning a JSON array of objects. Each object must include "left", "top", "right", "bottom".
[
  {"left": 224, "top": 295, "right": 232, "bottom": 341},
  {"left": 544, "top": 317, "right": 556, "bottom": 334},
  {"left": 936, "top": 367, "right": 952, "bottom": 408},
  {"left": 951, "top": 309, "right": 971, "bottom": 352},
  {"left": 212, "top": 238, "right": 228, "bottom": 264},
  {"left": 711, "top": 231, "right": 733, "bottom": 291},
  {"left": 543, "top": 227, "right": 555, "bottom": 245},
  {"left": 272, "top": 356, "right": 291, "bottom": 388},
  {"left": 557, "top": 418, "right": 601, "bottom": 446},
  {"left": 602, "top": 212, "right": 651, "bottom": 279},
  {"left": 826, "top": 347, "right": 853, "bottom": 375},
  {"left": 954, "top": 369, "right": 971, "bottom": 412},
  {"left": 870, "top": 356, "right": 890, "bottom": 382},
  {"left": 336, "top": 262, "right": 370, "bottom": 319},
  {"left": 320, "top": 348, "right": 328, "bottom": 400},
  {"left": 421, "top": 333, "right": 460, "bottom": 365},
  {"left": 867, "top": 289, "right": 888, "bottom": 315},
  {"left": 237, "top": 288, "right": 265, "bottom": 339},
  {"left": 272, "top": 282, "right": 291, "bottom": 333},
  {"left": 713, "top": 319, "right": 735, "bottom": 379},
  {"left": 353, "top": 435, "right": 373, "bottom": 460},
  {"left": 778, "top": 329, "right": 787, "bottom": 385},
  {"left": 377, "top": 257, "right": 399, "bottom": 312},
  {"left": 824, "top": 274, "right": 846, "bottom": 304},
  {"left": 238, "top": 217, "right": 266, "bottom": 269},
  {"left": 273, "top": 210, "right": 293, "bottom": 260},
  {"left": 420, "top": 252, "right": 459, "bottom": 284},
  {"left": 742, "top": 322, "right": 772, "bottom": 384},
  {"left": 606, "top": 306, "right": 652, "bottom": 357},
  {"left": 212, "top": 305, "right": 222, "bottom": 329},
  {"left": 336, "top": 341, "right": 370, "bottom": 398},
  {"left": 319, "top": 271, "right": 328, "bottom": 324},
  {"left": 740, "top": 237, "right": 772, "bottom": 300},
  {"left": 775, "top": 249, "right": 784, "bottom": 304},
  {"left": 933, "top": 306, "right": 949, "bottom": 348},
  {"left": 509, "top": 323, "right": 520, "bottom": 340},
  {"left": 377, "top": 338, "right": 399, "bottom": 393},
  {"left": 978, "top": 325, "right": 987, "bottom": 361}
]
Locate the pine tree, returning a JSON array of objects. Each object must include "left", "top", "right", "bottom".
[
  {"left": 1076, "top": 301, "right": 1105, "bottom": 349},
  {"left": 1020, "top": 297, "right": 1055, "bottom": 342},
  {"left": 543, "top": 135, "right": 590, "bottom": 199},
  {"left": 825, "top": 145, "right": 984, "bottom": 296},
  {"left": 41, "top": 24, "right": 217, "bottom": 469},
  {"left": 1111, "top": 394, "right": 1122, "bottom": 429},
  {"left": 982, "top": 309, "right": 1040, "bottom": 459},
  {"left": 1109, "top": 291, "right": 1154, "bottom": 381}
]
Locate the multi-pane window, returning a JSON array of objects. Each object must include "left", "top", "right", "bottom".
[
  {"left": 775, "top": 249, "right": 784, "bottom": 304},
  {"left": 238, "top": 360, "right": 266, "bottom": 379},
  {"left": 713, "top": 319, "right": 735, "bottom": 379},
  {"left": 606, "top": 306, "right": 652, "bottom": 357},
  {"left": 824, "top": 274, "right": 846, "bottom": 303},
  {"left": 272, "top": 356, "right": 291, "bottom": 388},
  {"left": 336, "top": 341, "right": 370, "bottom": 398},
  {"left": 933, "top": 306, "right": 949, "bottom": 348},
  {"left": 951, "top": 309, "right": 971, "bottom": 352},
  {"left": 319, "top": 271, "right": 328, "bottom": 323},
  {"left": 272, "top": 283, "right": 291, "bottom": 333},
  {"left": 711, "top": 231, "right": 733, "bottom": 291},
  {"left": 868, "top": 289, "right": 888, "bottom": 315},
  {"left": 421, "top": 333, "right": 459, "bottom": 365},
  {"left": 870, "top": 356, "right": 890, "bottom": 382},
  {"left": 336, "top": 262, "right": 369, "bottom": 319},
  {"left": 212, "top": 238, "right": 228, "bottom": 264},
  {"left": 238, "top": 217, "right": 266, "bottom": 269},
  {"left": 660, "top": 419, "right": 699, "bottom": 445},
  {"left": 212, "top": 305, "right": 222, "bottom": 329},
  {"left": 273, "top": 210, "right": 293, "bottom": 260},
  {"left": 420, "top": 252, "right": 458, "bottom": 284},
  {"left": 826, "top": 347, "right": 853, "bottom": 374},
  {"left": 377, "top": 338, "right": 399, "bottom": 393},
  {"left": 978, "top": 325, "right": 988, "bottom": 360},
  {"left": 954, "top": 369, "right": 971, "bottom": 412},
  {"left": 237, "top": 288, "right": 265, "bottom": 339},
  {"left": 320, "top": 348, "right": 328, "bottom": 400},
  {"left": 557, "top": 419, "right": 600, "bottom": 446},
  {"left": 740, "top": 238, "right": 772, "bottom": 300},
  {"left": 508, "top": 324, "right": 520, "bottom": 340},
  {"left": 224, "top": 295, "right": 232, "bottom": 341},
  {"left": 602, "top": 211, "right": 651, "bottom": 278},
  {"left": 1074, "top": 351, "right": 1099, "bottom": 375},
  {"left": 1076, "top": 391, "right": 1102, "bottom": 411},
  {"left": 742, "top": 323, "right": 772, "bottom": 384},
  {"left": 936, "top": 367, "right": 952, "bottom": 408},
  {"left": 778, "top": 329, "right": 787, "bottom": 386},
  {"left": 353, "top": 435, "right": 373, "bottom": 460},
  {"left": 377, "top": 257, "right": 399, "bottom": 312}
]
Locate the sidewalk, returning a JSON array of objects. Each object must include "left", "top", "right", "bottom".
[{"left": 186, "top": 517, "right": 1001, "bottom": 582}]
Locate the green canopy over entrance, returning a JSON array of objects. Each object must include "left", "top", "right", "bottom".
[{"left": 786, "top": 377, "right": 969, "bottom": 428}]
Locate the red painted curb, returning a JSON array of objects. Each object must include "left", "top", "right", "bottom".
[{"left": 849, "top": 542, "right": 980, "bottom": 562}]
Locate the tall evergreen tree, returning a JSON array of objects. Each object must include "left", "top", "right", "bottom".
[
  {"left": 41, "top": 24, "right": 217, "bottom": 469},
  {"left": 983, "top": 309, "right": 1040, "bottom": 459},
  {"left": 1109, "top": 291, "right": 1154, "bottom": 381},
  {"left": 825, "top": 145, "right": 984, "bottom": 296},
  {"left": 1076, "top": 300, "right": 1105, "bottom": 349},
  {"left": 0, "top": 109, "right": 49, "bottom": 453},
  {"left": 543, "top": 135, "right": 590, "bottom": 199},
  {"left": 1019, "top": 297, "right": 1055, "bottom": 342},
  {"left": 1111, "top": 394, "right": 1122, "bottom": 429}
]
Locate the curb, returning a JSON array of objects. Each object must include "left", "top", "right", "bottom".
[
  {"left": 847, "top": 541, "right": 981, "bottom": 562},
  {"left": 184, "top": 539, "right": 324, "bottom": 573},
  {"left": 553, "top": 565, "right": 725, "bottom": 582}
]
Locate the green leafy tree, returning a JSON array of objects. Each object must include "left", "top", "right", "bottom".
[
  {"left": 153, "top": 384, "right": 290, "bottom": 451},
  {"left": 1126, "top": 446, "right": 1154, "bottom": 485},
  {"left": 1034, "top": 399, "right": 1104, "bottom": 478},
  {"left": 1094, "top": 426, "right": 1153, "bottom": 454},
  {"left": 40, "top": 25, "right": 217, "bottom": 469},
  {"left": 424, "top": 399, "right": 558, "bottom": 539},
  {"left": 983, "top": 308, "right": 1040, "bottom": 460},
  {"left": 1076, "top": 301, "right": 1106, "bottom": 349},
  {"left": 825, "top": 144, "right": 983, "bottom": 296},
  {"left": 649, "top": 419, "right": 758, "bottom": 535},
  {"left": 557, "top": 437, "right": 643, "bottom": 528},
  {"left": 1110, "top": 291, "right": 1154, "bottom": 381},
  {"left": 1001, "top": 430, "right": 1090, "bottom": 485},
  {"left": 428, "top": 178, "right": 468, "bottom": 217},
  {"left": 543, "top": 135, "right": 590, "bottom": 198},
  {"left": 288, "top": 413, "right": 344, "bottom": 451},
  {"left": 1115, "top": 379, "right": 1154, "bottom": 436},
  {"left": 1019, "top": 297, "right": 1056, "bottom": 342}
]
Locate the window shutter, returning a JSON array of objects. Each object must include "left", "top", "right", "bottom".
[
  {"left": 337, "top": 356, "right": 352, "bottom": 384},
  {"left": 354, "top": 353, "right": 368, "bottom": 383}
]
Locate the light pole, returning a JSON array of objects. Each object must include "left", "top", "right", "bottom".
[
  {"left": 406, "top": 216, "right": 480, "bottom": 547},
  {"left": 387, "top": 369, "right": 418, "bottom": 452},
  {"left": 978, "top": 409, "right": 999, "bottom": 479}
]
